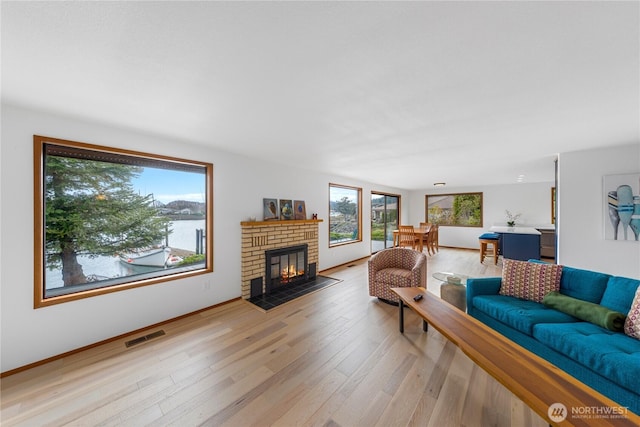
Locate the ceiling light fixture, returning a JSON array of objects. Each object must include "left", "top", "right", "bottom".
[{"left": 433, "top": 182, "right": 446, "bottom": 187}]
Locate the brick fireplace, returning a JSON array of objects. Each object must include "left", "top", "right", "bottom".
[{"left": 240, "top": 219, "right": 322, "bottom": 299}]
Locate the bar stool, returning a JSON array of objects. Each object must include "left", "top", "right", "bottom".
[{"left": 479, "top": 232, "right": 500, "bottom": 264}]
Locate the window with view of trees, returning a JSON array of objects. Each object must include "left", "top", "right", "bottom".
[
  {"left": 426, "top": 192, "right": 483, "bottom": 227},
  {"left": 329, "top": 183, "right": 362, "bottom": 246},
  {"left": 34, "top": 135, "right": 213, "bottom": 308}
]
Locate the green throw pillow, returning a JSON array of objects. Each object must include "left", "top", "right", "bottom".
[{"left": 542, "top": 291, "right": 626, "bottom": 332}]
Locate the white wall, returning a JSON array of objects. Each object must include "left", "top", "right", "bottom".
[
  {"left": 558, "top": 143, "right": 640, "bottom": 277},
  {"left": 407, "top": 182, "right": 555, "bottom": 249},
  {"left": 0, "top": 104, "right": 406, "bottom": 372}
]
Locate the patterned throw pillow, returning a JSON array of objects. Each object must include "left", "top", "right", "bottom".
[
  {"left": 499, "top": 259, "right": 563, "bottom": 303},
  {"left": 624, "top": 286, "right": 640, "bottom": 340}
]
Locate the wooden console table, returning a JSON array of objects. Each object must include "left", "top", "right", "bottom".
[{"left": 391, "top": 287, "right": 640, "bottom": 426}]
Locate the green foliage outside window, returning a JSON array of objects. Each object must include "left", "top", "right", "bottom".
[
  {"left": 45, "top": 156, "right": 171, "bottom": 286},
  {"left": 426, "top": 193, "right": 483, "bottom": 227}
]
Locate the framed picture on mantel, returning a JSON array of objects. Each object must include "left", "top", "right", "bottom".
[
  {"left": 294, "top": 200, "right": 306, "bottom": 220},
  {"left": 263, "top": 198, "right": 278, "bottom": 221},
  {"left": 280, "top": 199, "right": 293, "bottom": 220}
]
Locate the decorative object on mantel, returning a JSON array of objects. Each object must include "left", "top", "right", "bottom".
[
  {"left": 263, "top": 198, "right": 278, "bottom": 221},
  {"left": 241, "top": 218, "right": 322, "bottom": 226},
  {"left": 312, "top": 213, "right": 318, "bottom": 220},
  {"left": 604, "top": 173, "right": 640, "bottom": 241},
  {"left": 280, "top": 199, "right": 293, "bottom": 220},
  {"left": 505, "top": 210, "right": 522, "bottom": 227},
  {"left": 294, "top": 200, "right": 306, "bottom": 220}
]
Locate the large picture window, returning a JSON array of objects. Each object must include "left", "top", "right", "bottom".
[
  {"left": 34, "top": 135, "right": 213, "bottom": 308},
  {"left": 426, "top": 192, "right": 483, "bottom": 227},
  {"left": 329, "top": 183, "right": 362, "bottom": 246}
]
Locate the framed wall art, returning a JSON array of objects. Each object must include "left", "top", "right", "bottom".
[{"left": 604, "top": 173, "right": 640, "bottom": 241}]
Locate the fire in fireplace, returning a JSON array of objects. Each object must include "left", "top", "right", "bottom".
[
  {"left": 281, "top": 263, "right": 304, "bottom": 282},
  {"left": 265, "top": 244, "right": 309, "bottom": 293}
]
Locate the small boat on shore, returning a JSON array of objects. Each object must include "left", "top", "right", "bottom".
[
  {"left": 166, "top": 254, "right": 183, "bottom": 267},
  {"left": 119, "top": 247, "right": 172, "bottom": 267}
]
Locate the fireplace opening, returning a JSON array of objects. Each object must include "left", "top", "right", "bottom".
[{"left": 265, "top": 244, "right": 308, "bottom": 293}]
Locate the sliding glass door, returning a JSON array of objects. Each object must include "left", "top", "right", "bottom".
[{"left": 371, "top": 192, "right": 399, "bottom": 253}]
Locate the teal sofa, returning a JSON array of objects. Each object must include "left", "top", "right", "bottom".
[{"left": 466, "top": 262, "right": 640, "bottom": 415}]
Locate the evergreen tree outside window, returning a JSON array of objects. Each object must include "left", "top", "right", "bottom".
[
  {"left": 329, "top": 183, "right": 362, "bottom": 246},
  {"left": 34, "top": 136, "right": 213, "bottom": 307}
]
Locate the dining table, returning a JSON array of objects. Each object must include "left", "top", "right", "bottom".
[{"left": 392, "top": 226, "right": 430, "bottom": 253}]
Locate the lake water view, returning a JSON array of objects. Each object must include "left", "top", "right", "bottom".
[{"left": 45, "top": 220, "right": 206, "bottom": 289}]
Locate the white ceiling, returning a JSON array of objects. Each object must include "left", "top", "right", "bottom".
[{"left": 2, "top": 1, "right": 638, "bottom": 190}]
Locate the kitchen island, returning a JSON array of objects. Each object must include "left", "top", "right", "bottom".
[{"left": 489, "top": 226, "right": 541, "bottom": 261}]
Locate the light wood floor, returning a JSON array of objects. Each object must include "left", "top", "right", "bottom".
[{"left": 1, "top": 248, "right": 547, "bottom": 426}]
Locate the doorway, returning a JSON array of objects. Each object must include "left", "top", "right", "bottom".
[{"left": 371, "top": 192, "right": 399, "bottom": 253}]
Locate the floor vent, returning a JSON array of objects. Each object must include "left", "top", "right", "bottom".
[{"left": 125, "top": 330, "right": 166, "bottom": 348}]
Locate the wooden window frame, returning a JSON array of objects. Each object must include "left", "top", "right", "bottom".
[
  {"left": 33, "top": 135, "right": 213, "bottom": 308},
  {"left": 425, "top": 192, "right": 483, "bottom": 227},
  {"left": 328, "top": 183, "right": 362, "bottom": 247}
]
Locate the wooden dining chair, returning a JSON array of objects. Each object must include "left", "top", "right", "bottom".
[
  {"left": 398, "top": 225, "right": 418, "bottom": 250},
  {"left": 419, "top": 222, "right": 432, "bottom": 253},
  {"left": 428, "top": 224, "right": 439, "bottom": 255}
]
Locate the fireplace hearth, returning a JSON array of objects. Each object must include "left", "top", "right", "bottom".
[{"left": 247, "top": 274, "right": 340, "bottom": 311}]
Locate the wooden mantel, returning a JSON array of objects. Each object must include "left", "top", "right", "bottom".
[{"left": 240, "top": 219, "right": 323, "bottom": 227}]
